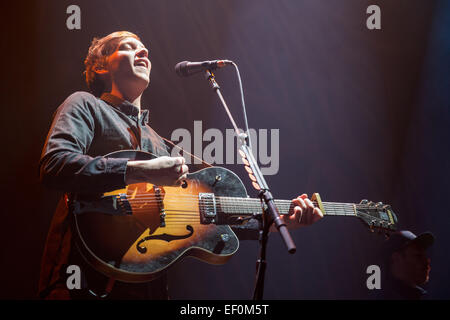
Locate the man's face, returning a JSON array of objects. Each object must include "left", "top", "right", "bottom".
[
  {"left": 395, "top": 243, "right": 431, "bottom": 286},
  {"left": 104, "top": 37, "right": 151, "bottom": 90}
]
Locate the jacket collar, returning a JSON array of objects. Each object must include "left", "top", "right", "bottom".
[{"left": 100, "top": 93, "right": 149, "bottom": 124}]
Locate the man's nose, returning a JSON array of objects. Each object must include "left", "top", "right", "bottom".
[{"left": 136, "top": 47, "right": 148, "bottom": 58}]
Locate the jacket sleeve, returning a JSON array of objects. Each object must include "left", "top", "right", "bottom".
[
  {"left": 39, "top": 92, "right": 128, "bottom": 193},
  {"left": 231, "top": 219, "right": 260, "bottom": 240}
]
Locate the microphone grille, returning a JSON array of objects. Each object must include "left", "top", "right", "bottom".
[{"left": 174, "top": 61, "right": 189, "bottom": 77}]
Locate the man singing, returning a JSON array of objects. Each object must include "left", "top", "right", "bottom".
[{"left": 38, "top": 31, "right": 323, "bottom": 299}]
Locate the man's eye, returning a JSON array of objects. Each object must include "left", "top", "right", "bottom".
[{"left": 119, "top": 43, "right": 133, "bottom": 50}]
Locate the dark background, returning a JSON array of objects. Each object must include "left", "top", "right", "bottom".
[{"left": 2, "top": 0, "right": 449, "bottom": 299}]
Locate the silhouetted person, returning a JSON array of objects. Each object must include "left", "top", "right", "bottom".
[{"left": 379, "top": 230, "right": 434, "bottom": 300}]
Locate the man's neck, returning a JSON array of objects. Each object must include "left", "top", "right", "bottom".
[{"left": 109, "top": 86, "right": 143, "bottom": 112}]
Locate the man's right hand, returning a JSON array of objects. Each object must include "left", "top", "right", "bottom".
[{"left": 125, "top": 156, "right": 188, "bottom": 186}]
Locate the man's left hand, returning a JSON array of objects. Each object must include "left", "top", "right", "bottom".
[{"left": 282, "top": 193, "right": 323, "bottom": 229}]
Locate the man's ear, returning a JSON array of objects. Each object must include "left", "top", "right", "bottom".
[{"left": 94, "top": 66, "right": 109, "bottom": 76}]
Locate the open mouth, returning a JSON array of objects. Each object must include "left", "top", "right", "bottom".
[{"left": 134, "top": 59, "right": 149, "bottom": 69}]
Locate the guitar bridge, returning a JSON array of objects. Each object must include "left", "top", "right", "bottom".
[
  {"left": 117, "top": 193, "right": 132, "bottom": 215},
  {"left": 199, "top": 193, "right": 217, "bottom": 224},
  {"left": 153, "top": 186, "right": 166, "bottom": 227}
]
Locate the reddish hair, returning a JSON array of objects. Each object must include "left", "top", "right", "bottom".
[{"left": 84, "top": 31, "right": 141, "bottom": 96}]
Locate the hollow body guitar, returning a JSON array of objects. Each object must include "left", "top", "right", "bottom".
[{"left": 72, "top": 150, "right": 398, "bottom": 283}]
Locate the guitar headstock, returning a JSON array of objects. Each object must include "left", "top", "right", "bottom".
[{"left": 355, "top": 200, "right": 398, "bottom": 234}]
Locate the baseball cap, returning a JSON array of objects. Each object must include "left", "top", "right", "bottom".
[{"left": 383, "top": 230, "right": 435, "bottom": 255}]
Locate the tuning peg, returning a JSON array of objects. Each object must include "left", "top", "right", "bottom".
[
  {"left": 360, "top": 199, "right": 368, "bottom": 204},
  {"left": 376, "top": 202, "right": 383, "bottom": 207}
]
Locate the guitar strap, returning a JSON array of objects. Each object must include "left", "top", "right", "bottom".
[{"left": 158, "top": 135, "right": 213, "bottom": 169}]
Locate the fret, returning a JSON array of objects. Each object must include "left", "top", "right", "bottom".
[
  {"left": 321, "top": 202, "right": 356, "bottom": 216},
  {"left": 218, "top": 196, "right": 261, "bottom": 216},
  {"left": 216, "top": 196, "right": 356, "bottom": 217},
  {"left": 210, "top": 195, "right": 396, "bottom": 233},
  {"left": 216, "top": 197, "right": 355, "bottom": 216}
]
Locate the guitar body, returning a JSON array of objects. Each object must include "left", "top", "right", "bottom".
[{"left": 72, "top": 150, "right": 246, "bottom": 283}]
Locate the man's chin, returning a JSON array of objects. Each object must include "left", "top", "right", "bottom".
[
  {"left": 417, "top": 274, "right": 430, "bottom": 286},
  {"left": 129, "top": 70, "right": 149, "bottom": 83}
]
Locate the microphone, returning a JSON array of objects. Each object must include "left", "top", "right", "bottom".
[{"left": 175, "top": 60, "right": 233, "bottom": 77}]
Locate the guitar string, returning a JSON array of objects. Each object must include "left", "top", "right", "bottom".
[
  {"left": 125, "top": 202, "right": 358, "bottom": 213},
  {"left": 90, "top": 196, "right": 386, "bottom": 223},
  {"left": 114, "top": 192, "right": 363, "bottom": 205},
  {"left": 111, "top": 195, "right": 365, "bottom": 208},
  {"left": 121, "top": 202, "right": 359, "bottom": 216},
  {"left": 105, "top": 193, "right": 363, "bottom": 207},
  {"left": 130, "top": 210, "right": 356, "bottom": 218},
  {"left": 122, "top": 200, "right": 359, "bottom": 213},
  {"left": 113, "top": 197, "right": 373, "bottom": 211},
  {"left": 125, "top": 207, "right": 357, "bottom": 217},
  {"left": 126, "top": 202, "right": 357, "bottom": 211},
  {"left": 94, "top": 190, "right": 383, "bottom": 218},
  {"left": 123, "top": 199, "right": 359, "bottom": 209},
  {"left": 130, "top": 200, "right": 357, "bottom": 209},
  {"left": 110, "top": 193, "right": 376, "bottom": 209}
]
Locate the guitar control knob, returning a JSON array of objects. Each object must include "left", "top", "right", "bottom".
[
  {"left": 221, "top": 234, "right": 230, "bottom": 242},
  {"left": 181, "top": 180, "right": 188, "bottom": 188},
  {"left": 212, "top": 175, "right": 222, "bottom": 187}
]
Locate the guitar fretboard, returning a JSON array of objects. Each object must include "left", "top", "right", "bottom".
[{"left": 217, "top": 197, "right": 356, "bottom": 217}]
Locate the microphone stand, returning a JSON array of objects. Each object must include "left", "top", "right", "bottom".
[{"left": 203, "top": 69, "right": 296, "bottom": 300}]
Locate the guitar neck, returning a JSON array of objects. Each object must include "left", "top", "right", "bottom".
[{"left": 217, "top": 194, "right": 357, "bottom": 217}]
